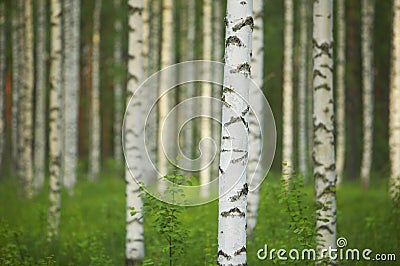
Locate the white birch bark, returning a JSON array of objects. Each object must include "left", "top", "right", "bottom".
[
  {"left": 297, "top": 0, "right": 309, "bottom": 178},
  {"left": 11, "top": 0, "right": 20, "bottom": 173},
  {"left": 0, "top": 1, "right": 5, "bottom": 172},
  {"left": 125, "top": 1, "right": 145, "bottom": 264},
  {"left": 335, "top": 0, "right": 346, "bottom": 186},
  {"left": 157, "top": 0, "right": 175, "bottom": 183},
  {"left": 313, "top": 0, "right": 337, "bottom": 259},
  {"left": 63, "top": 0, "right": 80, "bottom": 193},
  {"left": 282, "top": 0, "right": 293, "bottom": 186},
  {"left": 89, "top": 0, "right": 102, "bottom": 182},
  {"left": 33, "top": 0, "right": 47, "bottom": 192},
  {"left": 246, "top": 0, "right": 263, "bottom": 236},
  {"left": 217, "top": 1, "right": 253, "bottom": 264},
  {"left": 113, "top": 0, "right": 123, "bottom": 165},
  {"left": 48, "top": 0, "right": 63, "bottom": 240},
  {"left": 200, "top": 0, "right": 213, "bottom": 198},
  {"left": 21, "top": 0, "right": 34, "bottom": 198},
  {"left": 360, "top": 0, "right": 375, "bottom": 189},
  {"left": 389, "top": 0, "right": 400, "bottom": 204}
]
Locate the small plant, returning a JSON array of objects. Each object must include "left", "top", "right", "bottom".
[{"left": 132, "top": 173, "right": 193, "bottom": 266}]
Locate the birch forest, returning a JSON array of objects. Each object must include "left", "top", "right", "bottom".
[{"left": 1, "top": 0, "right": 400, "bottom": 265}]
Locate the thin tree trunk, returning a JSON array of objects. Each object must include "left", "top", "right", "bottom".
[
  {"left": 200, "top": 0, "right": 213, "bottom": 198},
  {"left": 33, "top": 0, "right": 47, "bottom": 192},
  {"left": 297, "top": 0, "right": 308, "bottom": 179},
  {"left": 125, "top": 2, "right": 145, "bottom": 264},
  {"left": 313, "top": 0, "right": 337, "bottom": 261},
  {"left": 217, "top": 0, "right": 253, "bottom": 264},
  {"left": 48, "top": 0, "right": 63, "bottom": 240},
  {"left": 360, "top": 0, "right": 375, "bottom": 189},
  {"left": 335, "top": 0, "right": 346, "bottom": 186},
  {"left": 0, "top": 1, "right": 5, "bottom": 172},
  {"left": 63, "top": 0, "right": 80, "bottom": 193},
  {"left": 211, "top": 0, "right": 223, "bottom": 180},
  {"left": 21, "top": 0, "right": 34, "bottom": 198},
  {"left": 89, "top": 0, "right": 102, "bottom": 182},
  {"left": 157, "top": 0, "right": 175, "bottom": 187},
  {"left": 11, "top": 0, "right": 20, "bottom": 174},
  {"left": 246, "top": 0, "right": 263, "bottom": 236},
  {"left": 389, "top": 0, "right": 400, "bottom": 204},
  {"left": 282, "top": 0, "right": 293, "bottom": 186},
  {"left": 113, "top": 0, "right": 123, "bottom": 166}
]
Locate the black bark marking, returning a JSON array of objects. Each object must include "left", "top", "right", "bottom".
[
  {"left": 241, "top": 105, "right": 250, "bottom": 116},
  {"left": 219, "top": 166, "right": 225, "bottom": 174},
  {"left": 218, "top": 250, "right": 231, "bottom": 260},
  {"left": 313, "top": 39, "right": 333, "bottom": 58},
  {"left": 313, "top": 69, "right": 326, "bottom": 79},
  {"left": 223, "top": 86, "right": 235, "bottom": 94},
  {"left": 317, "top": 224, "right": 334, "bottom": 234},
  {"left": 314, "top": 83, "right": 331, "bottom": 91},
  {"left": 231, "top": 152, "right": 248, "bottom": 164},
  {"left": 230, "top": 63, "right": 251, "bottom": 77},
  {"left": 221, "top": 207, "right": 245, "bottom": 217},
  {"left": 229, "top": 183, "right": 248, "bottom": 201},
  {"left": 234, "top": 246, "right": 247, "bottom": 256},
  {"left": 226, "top": 36, "right": 244, "bottom": 48},
  {"left": 232, "top": 16, "right": 254, "bottom": 32},
  {"left": 225, "top": 116, "right": 241, "bottom": 127}
]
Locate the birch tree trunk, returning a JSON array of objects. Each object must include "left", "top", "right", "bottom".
[
  {"left": 63, "top": 0, "right": 80, "bottom": 193},
  {"left": 157, "top": 0, "right": 175, "bottom": 183},
  {"left": 297, "top": 0, "right": 309, "bottom": 179},
  {"left": 0, "top": 1, "right": 5, "bottom": 172},
  {"left": 125, "top": 2, "right": 145, "bottom": 264},
  {"left": 89, "top": 0, "right": 102, "bottom": 182},
  {"left": 200, "top": 0, "right": 213, "bottom": 198},
  {"left": 113, "top": 0, "right": 123, "bottom": 166},
  {"left": 389, "top": 0, "right": 400, "bottom": 204},
  {"left": 335, "top": 0, "right": 346, "bottom": 186},
  {"left": 11, "top": 0, "right": 20, "bottom": 173},
  {"left": 246, "top": 0, "right": 263, "bottom": 236},
  {"left": 20, "top": 0, "right": 34, "bottom": 198},
  {"left": 360, "top": 0, "right": 375, "bottom": 189},
  {"left": 282, "top": 0, "right": 293, "bottom": 186},
  {"left": 313, "top": 0, "right": 337, "bottom": 260},
  {"left": 217, "top": 1, "right": 253, "bottom": 264},
  {"left": 48, "top": 0, "right": 63, "bottom": 240},
  {"left": 211, "top": 0, "right": 223, "bottom": 180},
  {"left": 183, "top": 0, "right": 195, "bottom": 163},
  {"left": 33, "top": 0, "right": 47, "bottom": 192}
]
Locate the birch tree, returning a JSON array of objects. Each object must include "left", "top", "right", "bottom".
[
  {"left": 200, "top": 0, "right": 213, "bottom": 198},
  {"left": 0, "top": 1, "right": 5, "bottom": 172},
  {"left": 157, "top": 0, "right": 175, "bottom": 182},
  {"left": 113, "top": 0, "right": 123, "bottom": 165},
  {"left": 360, "top": 0, "right": 375, "bottom": 189},
  {"left": 125, "top": 1, "right": 145, "bottom": 264},
  {"left": 282, "top": 0, "right": 293, "bottom": 186},
  {"left": 313, "top": 0, "right": 337, "bottom": 259},
  {"left": 48, "top": 0, "right": 63, "bottom": 240},
  {"left": 33, "top": 0, "right": 47, "bottom": 192},
  {"left": 20, "top": 0, "right": 34, "bottom": 198},
  {"left": 217, "top": 0, "right": 253, "bottom": 264},
  {"left": 11, "top": 0, "right": 20, "bottom": 173},
  {"left": 89, "top": 0, "right": 102, "bottom": 181},
  {"left": 63, "top": 0, "right": 80, "bottom": 192},
  {"left": 297, "top": 0, "right": 309, "bottom": 178},
  {"left": 335, "top": 0, "right": 346, "bottom": 186},
  {"left": 389, "top": 0, "right": 400, "bottom": 204},
  {"left": 246, "top": 0, "right": 263, "bottom": 236}
]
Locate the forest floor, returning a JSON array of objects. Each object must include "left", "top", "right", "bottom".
[{"left": 0, "top": 169, "right": 399, "bottom": 265}]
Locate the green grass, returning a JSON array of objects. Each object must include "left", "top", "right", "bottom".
[{"left": 0, "top": 172, "right": 399, "bottom": 265}]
